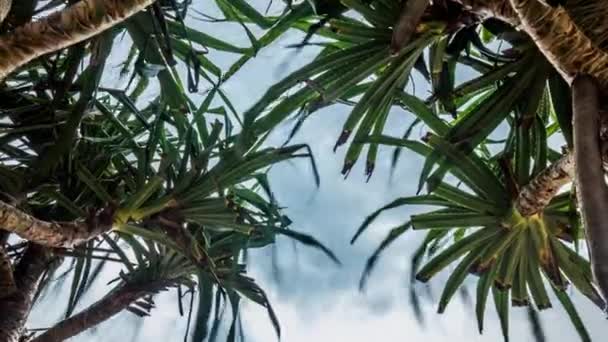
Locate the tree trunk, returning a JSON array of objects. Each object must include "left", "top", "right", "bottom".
[
  {"left": 509, "top": 0, "right": 608, "bottom": 90},
  {"left": 0, "top": 246, "right": 16, "bottom": 299},
  {"left": 0, "top": 200, "right": 115, "bottom": 248},
  {"left": 0, "top": 244, "right": 52, "bottom": 342},
  {"left": 0, "top": 0, "right": 155, "bottom": 81},
  {"left": 32, "top": 282, "right": 166, "bottom": 342},
  {"left": 515, "top": 153, "right": 574, "bottom": 216},
  {"left": 572, "top": 75, "right": 608, "bottom": 308},
  {"left": 391, "top": 0, "right": 430, "bottom": 55},
  {"left": 0, "top": 0, "right": 11, "bottom": 25}
]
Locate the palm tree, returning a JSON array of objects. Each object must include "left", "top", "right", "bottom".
[
  {"left": 242, "top": 0, "right": 608, "bottom": 340},
  {"left": 0, "top": 1, "right": 336, "bottom": 341}
]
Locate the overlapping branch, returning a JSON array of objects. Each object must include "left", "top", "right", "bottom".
[
  {"left": 515, "top": 153, "right": 574, "bottom": 216},
  {"left": 0, "top": 200, "right": 114, "bottom": 248},
  {"left": 509, "top": 0, "right": 608, "bottom": 89},
  {"left": 32, "top": 281, "right": 170, "bottom": 342},
  {"left": 0, "top": 0, "right": 155, "bottom": 80}
]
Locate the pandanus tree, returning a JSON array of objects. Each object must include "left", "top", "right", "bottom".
[
  {"left": 241, "top": 0, "right": 608, "bottom": 340},
  {"left": 3, "top": 0, "right": 608, "bottom": 341},
  {"left": 0, "top": 1, "right": 336, "bottom": 342}
]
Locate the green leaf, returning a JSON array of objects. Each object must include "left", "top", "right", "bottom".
[
  {"left": 548, "top": 73, "right": 573, "bottom": 147},
  {"left": 552, "top": 288, "right": 591, "bottom": 342},
  {"left": 277, "top": 228, "right": 341, "bottom": 265},
  {"left": 424, "top": 134, "right": 507, "bottom": 204},
  {"left": 476, "top": 261, "right": 499, "bottom": 333},
  {"left": 493, "top": 286, "right": 510, "bottom": 342},
  {"left": 437, "top": 247, "right": 481, "bottom": 313},
  {"left": 167, "top": 20, "right": 250, "bottom": 54},
  {"left": 217, "top": 0, "right": 273, "bottom": 28},
  {"left": 75, "top": 163, "right": 113, "bottom": 203},
  {"left": 123, "top": 176, "right": 164, "bottom": 213},
  {"left": 192, "top": 274, "right": 214, "bottom": 342},
  {"left": 432, "top": 182, "right": 501, "bottom": 215},
  {"left": 397, "top": 91, "right": 448, "bottom": 135},
  {"left": 243, "top": 41, "right": 386, "bottom": 126},
  {"left": 359, "top": 222, "right": 411, "bottom": 290},
  {"left": 352, "top": 194, "right": 450, "bottom": 244},
  {"left": 416, "top": 227, "right": 499, "bottom": 282},
  {"left": 411, "top": 209, "right": 498, "bottom": 230}
]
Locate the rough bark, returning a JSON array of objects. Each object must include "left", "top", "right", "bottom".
[
  {"left": 0, "top": 0, "right": 11, "bottom": 25},
  {"left": 509, "top": 0, "right": 608, "bottom": 91},
  {"left": 390, "top": 0, "right": 430, "bottom": 55},
  {"left": 562, "top": 0, "right": 608, "bottom": 52},
  {"left": 572, "top": 75, "right": 608, "bottom": 308},
  {"left": 32, "top": 282, "right": 165, "bottom": 342},
  {"left": 0, "top": 200, "right": 115, "bottom": 248},
  {"left": 0, "top": 0, "right": 155, "bottom": 81},
  {"left": 0, "top": 244, "right": 52, "bottom": 342},
  {"left": 0, "top": 246, "right": 16, "bottom": 298},
  {"left": 515, "top": 153, "right": 574, "bottom": 216},
  {"left": 459, "top": 0, "right": 518, "bottom": 25}
]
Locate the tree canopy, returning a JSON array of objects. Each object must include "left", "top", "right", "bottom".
[{"left": 1, "top": 1, "right": 607, "bottom": 342}]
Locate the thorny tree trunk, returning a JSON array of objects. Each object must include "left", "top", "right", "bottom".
[
  {"left": 0, "top": 200, "right": 115, "bottom": 248},
  {"left": 0, "top": 244, "right": 52, "bottom": 342},
  {"left": 0, "top": 0, "right": 155, "bottom": 80},
  {"left": 32, "top": 282, "right": 167, "bottom": 342},
  {"left": 572, "top": 75, "right": 608, "bottom": 307}
]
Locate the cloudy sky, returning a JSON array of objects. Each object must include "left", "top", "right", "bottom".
[{"left": 29, "top": 1, "right": 606, "bottom": 341}]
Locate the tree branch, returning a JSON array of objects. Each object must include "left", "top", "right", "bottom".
[
  {"left": 0, "top": 244, "right": 52, "bottom": 342},
  {"left": 572, "top": 74, "right": 608, "bottom": 308},
  {"left": 0, "top": 0, "right": 155, "bottom": 81},
  {"left": 515, "top": 153, "right": 574, "bottom": 216},
  {"left": 390, "top": 0, "right": 430, "bottom": 55},
  {"left": 0, "top": 200, "right": 115, "bottom": 248},
  {"left": 509, "top": 0, "right": 608, "bottom": 91},
  {"left": 0, "top": 246, "right": 16, "bottom": 299},
  {"left": 32, "top": 281, "right": 168, "bottom": 342}
]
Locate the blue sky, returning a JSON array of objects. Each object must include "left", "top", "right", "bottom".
[{"left": 28, "top": 1, "right": 607, "bottom": 341}]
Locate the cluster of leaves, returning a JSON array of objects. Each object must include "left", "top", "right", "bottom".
[
  {"left": 1, "top": 0, "right": 603, "bottom": 341},
  {"left": 1, "top": 1, "right": 338, "bottom": 341},
  {"left": 239, "top": 0, "right": 599, "bottom": 341}
]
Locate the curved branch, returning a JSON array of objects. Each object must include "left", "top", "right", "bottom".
[
  {"left": 509, "top": 0, "right": 608, "bottom": 90},
  {"left": 0, "top": 0, "right": 154, "bottom": 80},
  {"left": 515, "top": 153, "right": 574, "bottom": 216},
  {"left": 0, "top": 200, "right": 114, "bottom": 248},
  {"left": 32, "top": 281, "right": 167, "bottom": 342},
  {"left": 572, "top": 74, "right": 608, "bottom": 308}
]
